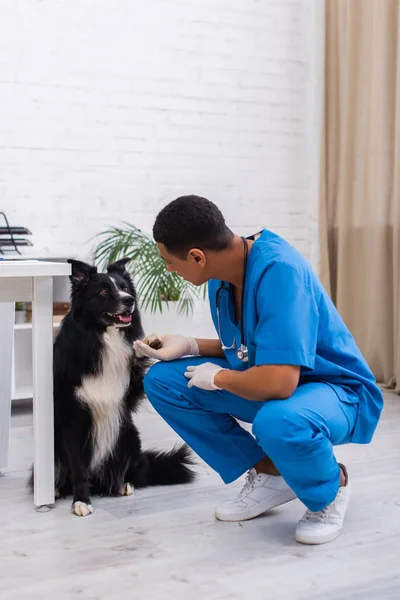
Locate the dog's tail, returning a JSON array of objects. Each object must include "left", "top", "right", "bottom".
[{"left": 129, "top": 443, "right": 197, "bottom": 488}]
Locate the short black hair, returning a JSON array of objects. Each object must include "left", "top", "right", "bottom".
[{"left": 153, "top": 195, "right": 234, "bottom": 257}]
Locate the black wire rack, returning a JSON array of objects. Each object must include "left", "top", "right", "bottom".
[{"left": 0, "top": 212, "right": 32, "bottom": 255}]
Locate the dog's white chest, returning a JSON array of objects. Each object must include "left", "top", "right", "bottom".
[{"left": 76, "top": 328, "right": 133, "bottom": 470}]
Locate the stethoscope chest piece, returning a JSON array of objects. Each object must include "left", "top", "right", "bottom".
[{"left": 236, "top": 344, "right": 248, "bottom": 362}]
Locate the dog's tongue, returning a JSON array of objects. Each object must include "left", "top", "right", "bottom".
[{"left": 119, "top": 314, "right": 132, "bottom": 324}]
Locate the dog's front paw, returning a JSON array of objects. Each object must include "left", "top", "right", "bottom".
[
  {"left": 119, "top": 482, "right": 134, "bottom": 496},
  {"left": 142, "top": 333, "right": 163, "bottom": 350},
  {"left": 72, "top": 501, "right": 94, "bottom": 517}
]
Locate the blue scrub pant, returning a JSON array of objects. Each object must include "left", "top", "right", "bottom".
[{"left": 144, "top": 357, "right": 359, "bottom": 512}]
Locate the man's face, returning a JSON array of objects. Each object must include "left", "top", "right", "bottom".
[{"left": 157, "top": 243, "right": 208, "bottom": 286}]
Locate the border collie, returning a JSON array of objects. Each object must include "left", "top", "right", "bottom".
[{"left": 31, "top": 257, "right": 195, "bottom": 517}]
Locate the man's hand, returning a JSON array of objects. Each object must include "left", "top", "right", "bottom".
[
  {"left": 133, "top": 333, "right": 199, "bottom": 361},
  {"left": 184, "top": 362, "right": 227, "bottom": 390}
]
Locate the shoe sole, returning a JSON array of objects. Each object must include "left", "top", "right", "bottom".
[
  {"left": 295, "top": 528, "right": 341, "bottom": 545},
  {"left": 215, "top": 490, "right": 297, "bottom": 522}
]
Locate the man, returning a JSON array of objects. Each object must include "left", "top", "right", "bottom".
[{"left": 133, "top": 195, "right": 383, "bottom": 545}]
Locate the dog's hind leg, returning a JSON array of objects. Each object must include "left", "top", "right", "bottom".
[
  {"left": 115, "top": 420, "right": 144, "bottom": 497},
  {"left": 90, "top": 465, "right": 134, "bottom": 498},
  {"left": 94, "top": 451, "right": 135, "bottom": 498},
  {"left": 118, "top": 482, "right": 134, "bottom": 496},
  {"left": 94, "top": 422, "right": 141, "bottom": 498}
]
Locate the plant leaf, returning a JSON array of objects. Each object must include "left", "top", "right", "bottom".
[{"left": 90, "top": 223, "right": 206, "bottom": 315}]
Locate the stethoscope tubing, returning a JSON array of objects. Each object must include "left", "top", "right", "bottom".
[{"left": 215, "top": 236, "right": 249, "bottom": 362}]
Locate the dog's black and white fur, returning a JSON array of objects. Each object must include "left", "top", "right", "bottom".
[{"left": 31, "top": 257, "right": 195, "bottom": 516}]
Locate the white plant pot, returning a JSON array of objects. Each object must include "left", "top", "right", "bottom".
[
  {"left": 14, "top": 311, "right": 26, "bottom": 325},
  {"left": 140, "top": 298, "right": 216, "bottom": 339}
]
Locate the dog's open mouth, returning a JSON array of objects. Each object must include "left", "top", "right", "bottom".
[{"left": 105, "top": 311, "right": 133, "bottom": 326}]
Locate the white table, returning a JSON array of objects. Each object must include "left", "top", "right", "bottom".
[{"left": 0, "top": 260, "right": 71, "bottom": 509}]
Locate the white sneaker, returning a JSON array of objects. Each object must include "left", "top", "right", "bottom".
[
  {"left": 215, "top": 468, "right": 297, "bottom": 522},
  {"left": 295, "top": 464, "right": 350, "bottom": 545}
]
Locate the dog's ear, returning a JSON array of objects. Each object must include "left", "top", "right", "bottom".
[
  {"left": 68, "top": 259, "right": 97, "bottom": 286},
  {"left": 107, "top": 257, "right": 131, "bottom": 274}
]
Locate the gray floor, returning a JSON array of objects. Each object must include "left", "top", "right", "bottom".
[{"left": 1, "top": 392, "right": 399, "bottom": 600}]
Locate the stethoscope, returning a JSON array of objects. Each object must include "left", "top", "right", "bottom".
[{"left": 216, "top": 236, "right": 249, "bottom": 363}]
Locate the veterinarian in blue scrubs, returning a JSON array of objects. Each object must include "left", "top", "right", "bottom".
[{"left": 134, "top": 195, "right": 383, "bottom": 545}]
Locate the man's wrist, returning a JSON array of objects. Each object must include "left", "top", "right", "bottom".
[
  {"left": 213, "top": 368, "right": 227, "bottom": 390},
  {"left": 188, "top": 336, "right": 199, "bottom": 356}
]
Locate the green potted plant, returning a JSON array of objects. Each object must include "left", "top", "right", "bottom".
[
  {"left": 92, "top": 223, "right": 207, "bottom": 316},
  {"left": 14, "top": 301, "right": 26, "bottom": 324}
]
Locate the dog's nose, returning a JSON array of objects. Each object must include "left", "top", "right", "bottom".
[{"left": 122, "top": 296, "right": 135, "bottom": 309}]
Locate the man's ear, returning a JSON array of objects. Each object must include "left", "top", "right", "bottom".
[
  {"left": 67, "top": 259, "right": 97, "bottom": 286},
  {"left": 188, "top": 249, "right": 206, "bottom": 266},
  {"left": 107, "top": 257, "right": 131, "bottom": 274}
]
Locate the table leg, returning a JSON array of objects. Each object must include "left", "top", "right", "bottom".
[
  {"left": 0, "top": 302, "right": 15, "bottom": 472},
  {"left": 32, "top": 276, "right": 55, "bottom": 509}
]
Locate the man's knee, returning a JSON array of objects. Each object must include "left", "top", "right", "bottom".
[
  {"left": 252, "top": 401, "right": 315, "bottom": 454},
  {"left": 144, "top": 361, "right": 174, "bottom": 398},
  {"left": 143, "top": 359, "right": 192, "bottom": 406}
]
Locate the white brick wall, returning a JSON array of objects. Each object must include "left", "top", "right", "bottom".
[{"left": 0, "top": 0, "right": 323, "bottom": 268}]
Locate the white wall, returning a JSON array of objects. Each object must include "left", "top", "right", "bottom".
[{"left": 0, "top": 0, "right": 323, "bottom": 267}]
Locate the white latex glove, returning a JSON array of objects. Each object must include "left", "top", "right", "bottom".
[
  {"left": 184, "top": 362, "right": 227, "bottom": 391},
  {"left": 133, "top": 333, "right": 199, "bottom": 361}
]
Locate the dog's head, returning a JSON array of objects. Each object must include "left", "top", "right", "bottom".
[{"left": 67, "top": 257, "right": 138, "bottom": 329}]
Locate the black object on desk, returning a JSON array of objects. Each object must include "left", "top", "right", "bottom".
[{"left": 0, "top": 212, "right": 32, "bottom": 254}]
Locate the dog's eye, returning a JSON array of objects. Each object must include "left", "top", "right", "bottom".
[
  {"left": 122, "top": 286, "right": 129, "bottom": 292},
  {"left": 99, "top": 288, "right": 109, "bottom": 296}
]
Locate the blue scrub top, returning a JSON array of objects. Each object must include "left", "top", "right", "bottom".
[{"left": 208, "top": 228, "right": 383, "bottom": 444}]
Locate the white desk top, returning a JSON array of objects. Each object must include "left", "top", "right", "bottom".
[{"left": 0, "top": 260, "right": 71, "bottom": 278}]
